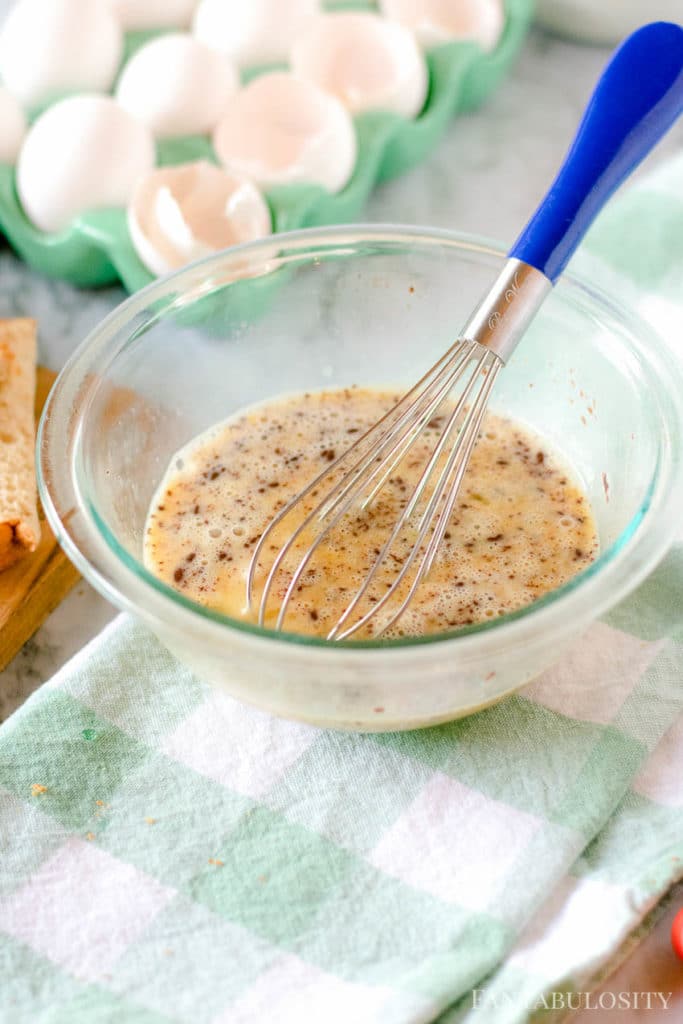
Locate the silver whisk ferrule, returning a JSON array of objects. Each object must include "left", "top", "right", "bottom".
[{"left": 463, "top": 259, "right": 552, "bottom": 363}]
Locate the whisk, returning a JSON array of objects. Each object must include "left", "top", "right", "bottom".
[{"left": 248, "top": 21, "right": 683, "bottom": 640}]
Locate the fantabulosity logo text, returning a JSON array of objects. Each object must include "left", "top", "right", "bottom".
[{"left": 471, "top": 988, "right": 673, "bottom": 1013}]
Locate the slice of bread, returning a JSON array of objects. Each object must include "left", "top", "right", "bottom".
[{"left": 0, "top": 319, "right": 40, "bottom": 571}]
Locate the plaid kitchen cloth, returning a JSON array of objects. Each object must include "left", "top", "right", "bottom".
[{"left": 0, "top": 156, "right": 682, "bottom": 1024}]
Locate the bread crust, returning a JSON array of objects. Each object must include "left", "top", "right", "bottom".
[{"left": 0, "top": 318, "right": 40, "bottom": 571}]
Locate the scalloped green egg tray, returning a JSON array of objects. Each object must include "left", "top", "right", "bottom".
[{"left": 0, "top": 0, "right": 532, "bottom": 293}]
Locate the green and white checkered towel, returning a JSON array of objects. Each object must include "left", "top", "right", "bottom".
[{"left": 1, "top": 156, "right": 682, "bottom": 1024}]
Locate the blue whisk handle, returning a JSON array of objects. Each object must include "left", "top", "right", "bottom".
[{"left": 509, "top": 21, "right": 683, "bottom": 284}]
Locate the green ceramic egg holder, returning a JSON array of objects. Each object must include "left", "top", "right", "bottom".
[{"left": 0, "top": 0, "right": 532, "bottom": 293}]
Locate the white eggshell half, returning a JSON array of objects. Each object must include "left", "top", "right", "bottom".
[
  {"left": 290, "top": 12, "right": 428, "bottom": 119},
  {"left": 128, "top": 161, "right": 271, "bottom": 277},
  {"left": 116, "top": 33, "right": 239, "bottom": 139},
  {"left": 105, "top": 0, "right": 198, "bottom": 30},
  {"left": 379, "top": 0, "right": 504, "bottom": 53},
  {"left": 193, "top": 0, "right": 320, "bottom": 67},
  {"left": 213, "top": 72, "right": 357, "bottom": 194},
  {"left": 0, "top": 88, "right": 27, "bottom": 164},
  {"left": 17, "top": 94, "right": 155, "bottom": 234},
  {"left": 0, "top": 0, "right": 123, "bottom": 109}
]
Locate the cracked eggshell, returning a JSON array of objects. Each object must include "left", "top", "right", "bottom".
[
  {"left": 16, "top": 94, "right": 155, "bottom": 234},
  {"left": 128, "top": 161, "right": 271, "bottom": 277},
  {"left": 115, "top": 33, "right": 239, "bottom": 139},
  {"left": 193, "top": 0, "right": 320, "bottom": 67},
  {"left": 0, "top": 0, "right": 123, "bottom": 109},
  {"left": 105, "top": 0, "right": 199, "bottom": 30},
  {"left": 290, "top": 12, "right": 428, "bottom": 118},
  {"left": 0, "top": 88, "right": 27, "bottom": 163},
  {"left": 379, "top": 0, "right": 504, "bottom": 53},
  {"left": 213, "top": 72, "right": 357, "bottom": 194}
]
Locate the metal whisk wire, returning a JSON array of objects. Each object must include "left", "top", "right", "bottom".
[
  {"left": 329, "top": 350, "right": 501, "bottom": 641},
  {"left": 246, "top": 336, "right": 474, "bottom": 618},
  {"left": 267, "top": 345, "right": 487, "bottom": 634},
  {"left": 247, "top": 338, "right": 502, "bottom": 639},
  {"left": 246, "top": 21, "right": 683, "bottom": 639}
]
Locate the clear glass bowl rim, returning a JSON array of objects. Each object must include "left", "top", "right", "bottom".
[{"left": 37, "top": 224, "right": 683, "bottom": 655}]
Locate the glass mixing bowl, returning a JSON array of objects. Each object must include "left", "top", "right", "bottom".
[{"left": 38, "top": 227, "right": 683, "bottom": 730}]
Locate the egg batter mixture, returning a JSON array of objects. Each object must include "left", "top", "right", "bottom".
[{"left": 144, "top": 388, "right": 598, "bottom": 639}]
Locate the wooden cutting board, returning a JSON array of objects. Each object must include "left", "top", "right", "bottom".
[{"left": 0, "top": 367, "right": 80, "bottom": 671}]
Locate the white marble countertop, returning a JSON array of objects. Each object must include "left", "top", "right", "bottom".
[{"left": 0, "top": 19, "right": 681, "bottom": 1018}]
